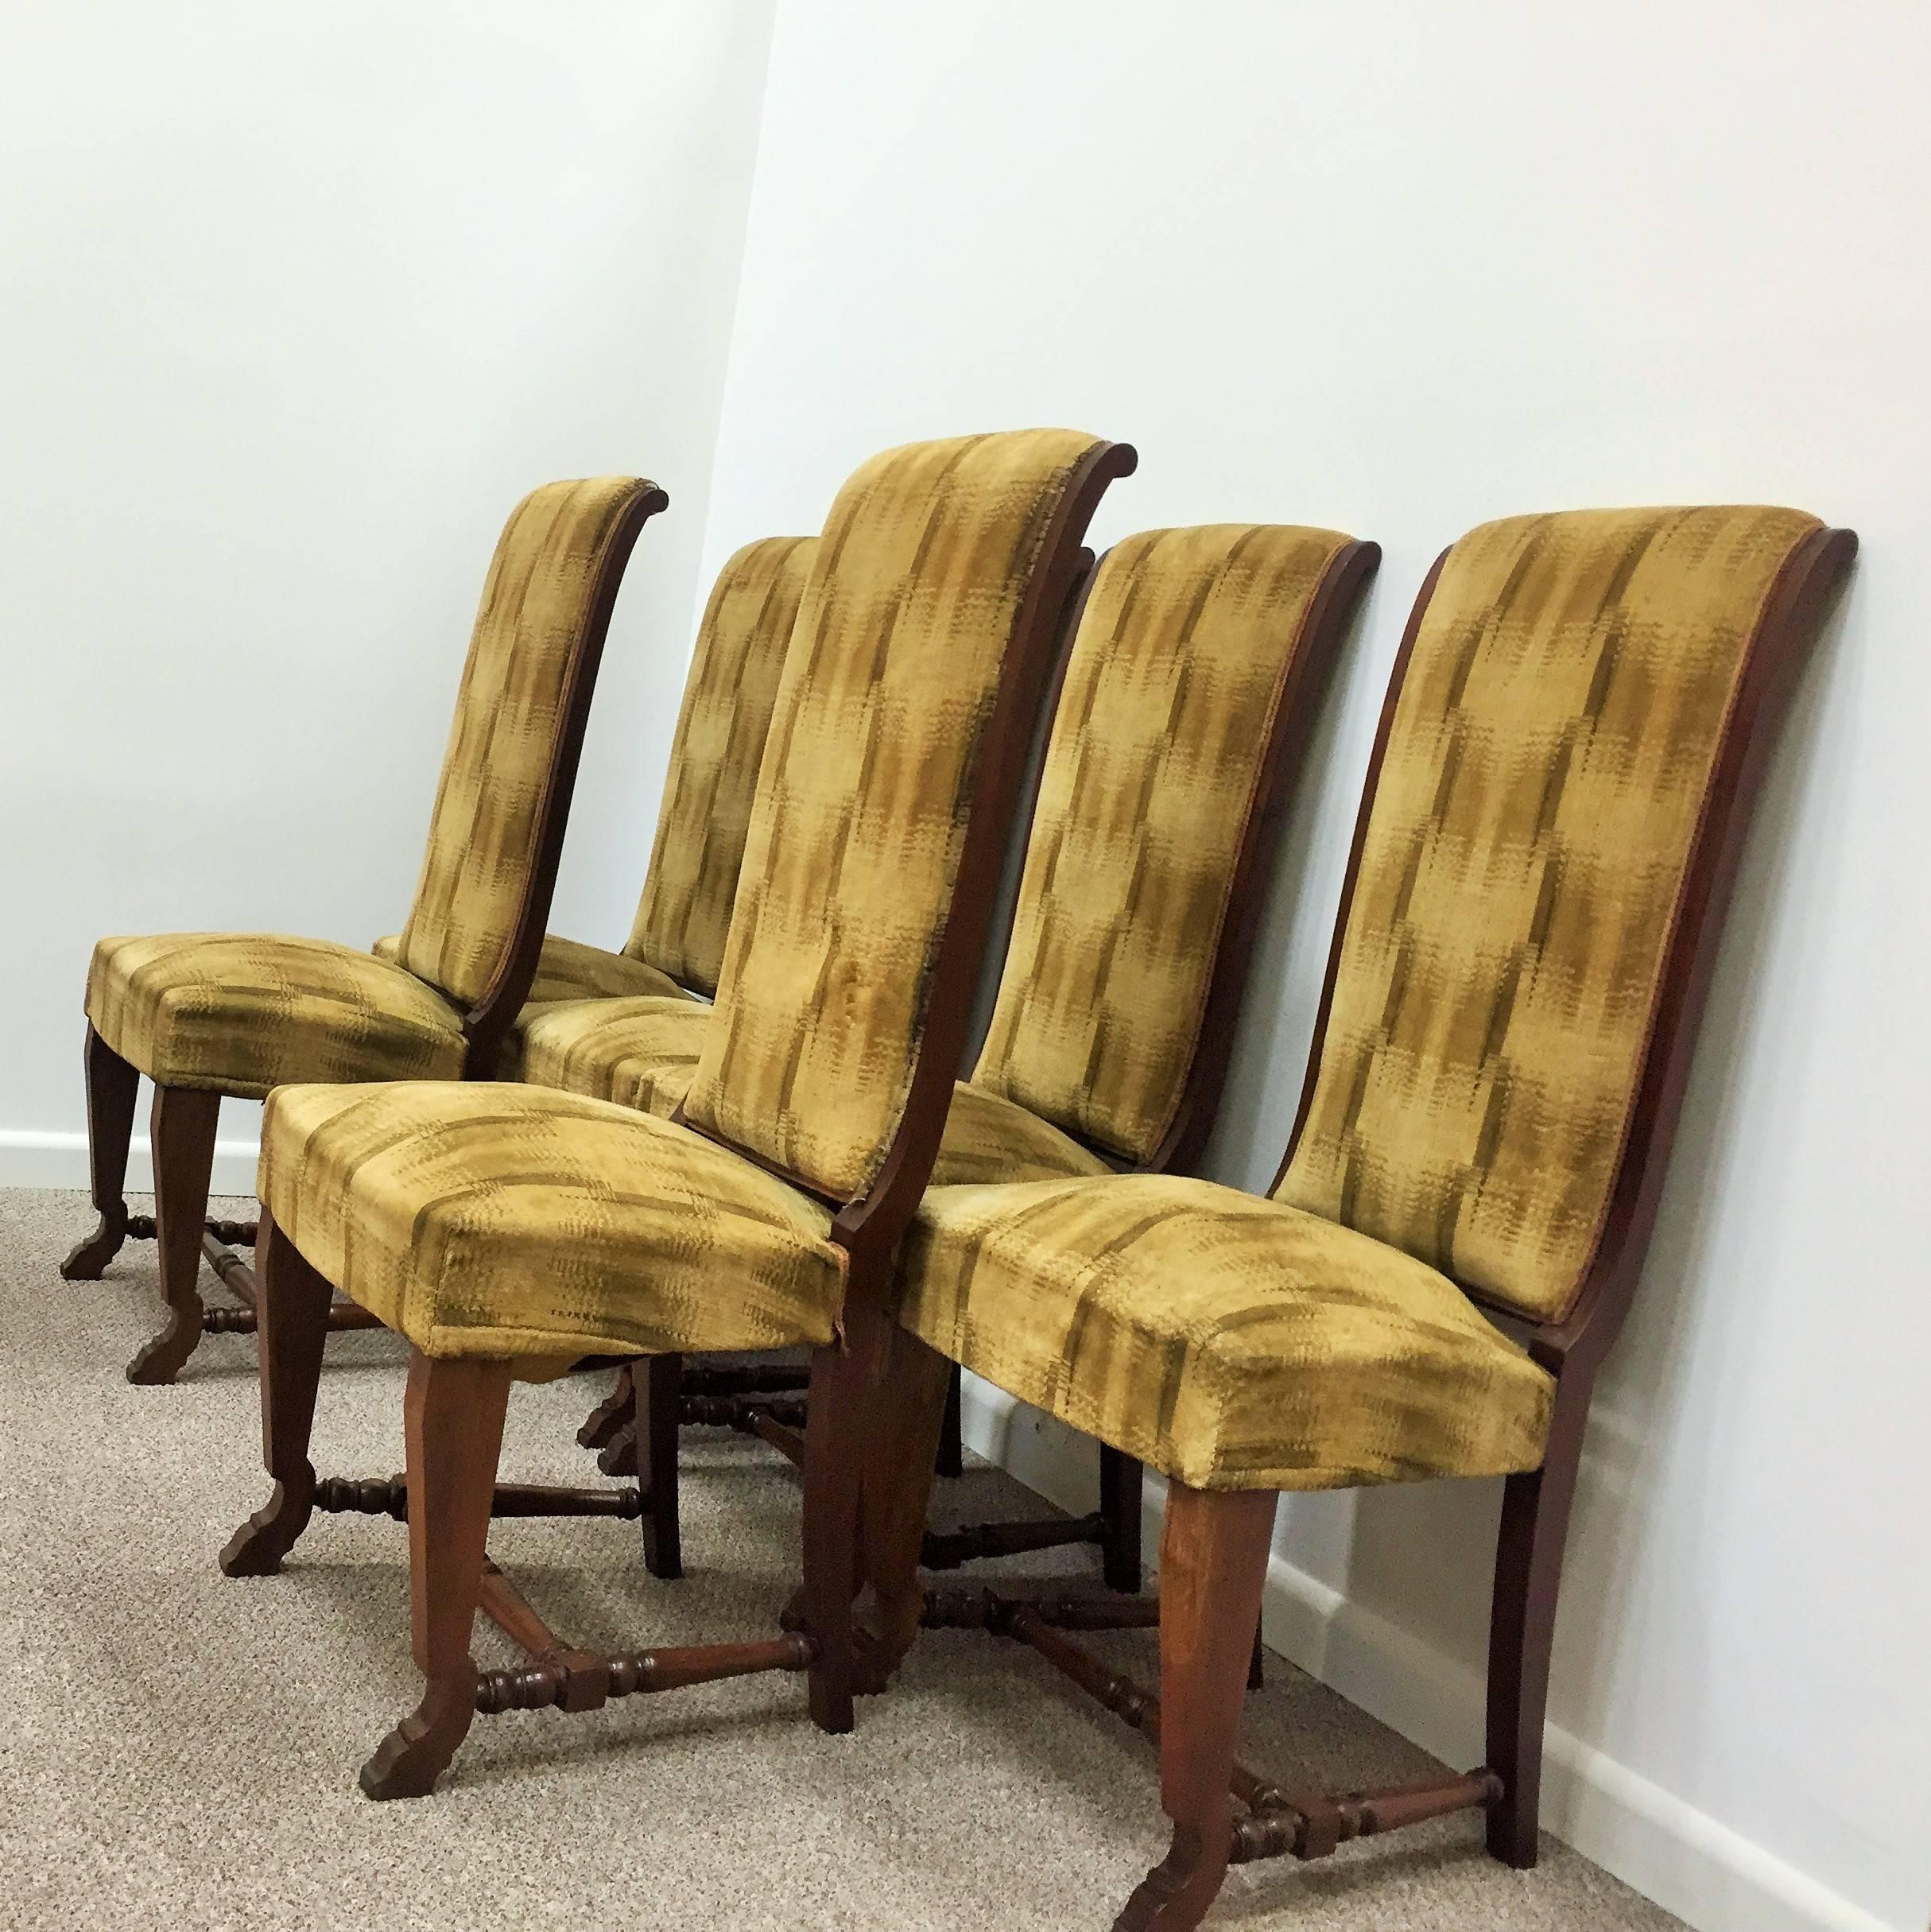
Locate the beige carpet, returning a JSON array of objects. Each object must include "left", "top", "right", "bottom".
[{"left": 2, "top": 1187, "right": 1684, "bottom": 1931}]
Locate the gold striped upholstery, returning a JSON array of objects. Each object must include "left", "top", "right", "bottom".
[
  {"left": 374, "top": 930, "right": 681, "bottom": 1006},
  {"left": 971, "top": 524, "right": 1358, "bottom": 1164},
  {"left": 258, "top": 434, "right": 1111, "bottom": 1368},
  {"left": 392, "top": 476, "right": 659, "bottom": 1008},
  {"left": 86, "top": 934, "right": 466, "bottom": 1098},
  {"left": 508, "top": 995, "right": 712, "bottom": 1117},
  {"left": 928, "top": 1081, "right": 1112, "bottom": 1187},
  {"left": 259, "top": 1084, "right": 843, "bottom": 1363},
  {"left": 895, "top": 1176, "right": 1553, "bottom": 1492},
  {"left": 626, "top": 537, "right": 816, "bottom": 995},
  {"left": 378, "top": 537, "right": 809, "bottom": 1018},
  {"left": 684, "top": 429, "right": 1111, "bottom": 1201},
  {"left": 1274, "top": 507, "right": 1822, "bottom": 1321}
]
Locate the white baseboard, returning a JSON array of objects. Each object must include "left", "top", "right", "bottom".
[
  {"left": 0, "top": 1130, "right": 260, "bottom": 1198},
  {"left": 956, "top": 1375, "right": 1899, "bottom": 1932}
]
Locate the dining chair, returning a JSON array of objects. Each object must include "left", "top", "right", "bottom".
[
  {"left": 61, "top": 475, "right": 666, "bottom": 1383},
  {"left": 568, "top": 523, "right": 1379, "bottom": 1585},
  {"left": 859, "top": 506, "right": 1855, "bottom": 1931},
  {"left": 215, "top": 428, "right": 1135, "bottom": 1798},
  {"left": 370, "top": 533, "right": 814, "bottom": 1016}
]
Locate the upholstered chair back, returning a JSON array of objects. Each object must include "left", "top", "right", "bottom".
[
  {"left": 1274, "top": 506, "right": 1827, "bottom": 1321},
  {"left": 394, "top": 476, "right": 660, "bottom": 1011},
  {"left": 970, "top": 524, "right": 1360, "bottom": 1166},
  {"left": 623, "top": 537, "right": 816, "bottom": 996},
  {"left": 683, "top": 429, "right": 1114, "bottom": 1201}
]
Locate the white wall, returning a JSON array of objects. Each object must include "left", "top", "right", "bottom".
[
  {"left": 0, "top": 0, "right": 776, "bottom": 1181},
  {"left": 699, "top": 6, "right": 1931, "bottom": 1929}
]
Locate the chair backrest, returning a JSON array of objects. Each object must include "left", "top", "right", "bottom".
[
  {"left": 969, "top": 524, "right": 1371, "bottom": 1167},
  {"left": 624, "top": 536, "right": 816, "bottom": 996},
  {"left": 393, "top": 475, "right": 664, "bottom": 1021},
  {"left": 1274, "top": 506, "right": 1847, "bottom": 1324},
  {"left": 681, "top": 429, "right": 1130, "bottom": 1205}
]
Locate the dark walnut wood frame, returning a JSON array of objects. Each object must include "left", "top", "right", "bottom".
[
  {"left": 851, "top": 523, "right": 1857, "bottom": 1932},
  {"left": 584, "top": 534, "right": 1382, "bottom": 1601},
  {"left": 217, "top": 440, "right": 1138, "bottom": 1798},
  {"left": 59, "top": 481, "right": 669, "bottom": 1384}
]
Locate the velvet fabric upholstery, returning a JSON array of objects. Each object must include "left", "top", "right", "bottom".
[
  {"left": 895, "top": 1175, "right": 1553, "bottom": 1492},
  {"left": 85, "top": 934, "right": 467, "bottom": 1100},
  {"left": 927, "top": 1081, "right": 1113, "bottom": 1187},
  {"left": 373, "top": 930, "right": 682, "bottom": 1006},
  {"left": 508, "top": 995, "right": 712, "bottom": 1118},
  {"left": 1274, "top": 506, "right": 1824, "bottom": 1321},
  {"left": 971, "top": 523, "right": 1357, "bottom": 1164},
  {"left": 258, "top": 430, "right": 1114, "bottom": 1372},
  {"left": 258, "top": 1084, "right": 843, "bottom": 1363},
  {"left": 625, "top": 537, "right": 816, "bottom": 995},
  {"left": 369, "top": 538, "right": 811, "bottom": 1014},
  {"left": 684, "top": 429, "right": 1113, "bottom": 1201},
  {"left": 391, "top": 477, "right": 665, "bottom": 1009}
]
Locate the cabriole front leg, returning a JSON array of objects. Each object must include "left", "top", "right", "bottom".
[
  {"left": 60, "top": 1025, "right": 139, "bottom": 1281},
  {"left": 1112, "top": 1483, "right": 1276, "bottom": 1932},
  {"left": 360, "top": 1350, "right": 513, "bottom": 1799},
  {"left": 125, "top": 1083, "right": 220, "bottom": 1383},
  {"left": 219, "top": 1212, "right": 335, "bottom": 1576}
]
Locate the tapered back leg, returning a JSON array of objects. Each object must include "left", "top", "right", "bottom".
[
  {"left": 634, "top": 1353, "right": 684, "bottom": 1581},
  {"left": 855, "top": 1322, "right": 956, "bottom": 1686},
  {"left": 1484, "top": 1370, "right": 1590, "bottom": 1865},
  {"left": 61, "top": 1024, "right": 140, "bottom": 1282},
  {"left": 125, "top": 1084, "right": 219, "bottom": 1384}
]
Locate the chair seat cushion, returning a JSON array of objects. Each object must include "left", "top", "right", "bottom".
[
  {"left": 510, "top": 995, "right": 712, "bottom": 1115},
  {"left": 259, "top": 1082, "right": 845, "bottom": 1363},
  {"left": 87, "top": 933, "right": 467, "bottom": 1098},
  {"left": 895, "top": 1175, "right": 1555, "bottom": 1492},
  {"left": 373, "top": 931, "right": 684, "bottom": 1006},
  {"left": 929, "top": 1082, "right": 1113, "bottom": 1186}
]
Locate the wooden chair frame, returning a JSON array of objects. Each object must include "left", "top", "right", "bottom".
[
  {"left": 585, "top": 533, "right": 1382, "bottom": 1598},
  {"left": 216, "top": 440, "right": 1138, "bottom": 1798},
  {"left": 60, "top": 482, "right": 669, "bottom": 1383},
  {"left": 852, "top": 522, "right": 1857, "bottom": 1931}
]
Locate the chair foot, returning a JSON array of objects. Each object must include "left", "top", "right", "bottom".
[
  {"left": 1485, "top": 1802, "right": 1541, "bottom": 1870},
  {"left": 596, "top": 1423, "right": 638, "bottom": 1479},
  {"left": 61, "top": 1208, "right": 129, "bottom": 1282},
  {"left": 358, "top": 1674, "right": 477, "bottom": 1800},
  {"left": 1111, "top": 1827, "right": 1220, "bottom": 1932},
  {"left": 125, "top": 1305, "right": 204, "bottom": 1385},
  {"left": 219, "top": 1478, "right": 314, "bottom": 1577},
  {"left": 577, "top": 1365, "right": 634, "bottom": 1451}
]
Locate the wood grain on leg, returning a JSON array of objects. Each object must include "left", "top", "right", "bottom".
[
  {"left": 857, "top": 1323, "right": 953, "bottom": 1689},
  {"left": 1113, "top": 1483, "right": 1276, "bottom": 1932},
  {"left": 359, "top": 1350, "right": 514, "bottom": 1799},
  {"left": 61, "top": 1025, "right": 140, "bottom": 1281},
  {"left": 219, "top": 1212, "right": 335, "bottom": 1576},
  {"left": 125, "top": 1084, "right": 219, "bottom": 1383}
]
